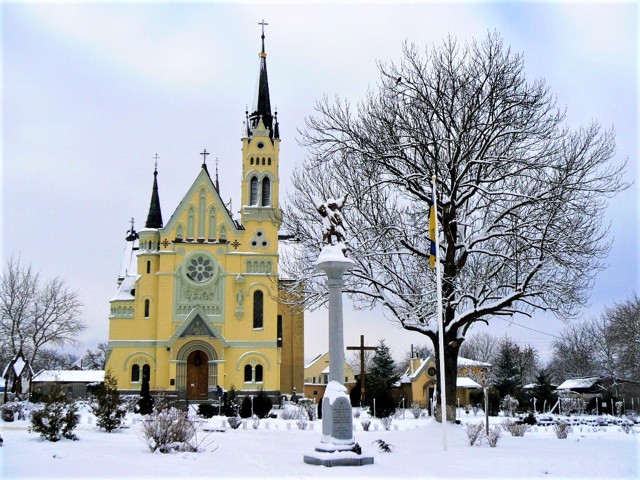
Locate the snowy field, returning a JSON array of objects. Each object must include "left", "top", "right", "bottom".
[{"left": 1, "top": 406, "right": 638, "bottom": 479}]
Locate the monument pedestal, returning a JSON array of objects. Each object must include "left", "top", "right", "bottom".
[{"left": 303, "top": 381, "right": 374, "bottom": 466}]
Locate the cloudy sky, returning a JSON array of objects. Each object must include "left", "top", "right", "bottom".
[{"left": 2, "top": 1, "right": 637, "bottom": 364}]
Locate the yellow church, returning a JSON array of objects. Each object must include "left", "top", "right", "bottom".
[{"left": 105, "top": 30, "right": 304, "bottom": 402}]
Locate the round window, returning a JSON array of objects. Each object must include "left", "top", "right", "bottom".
[
  {"left": 186, "top": 255, "right": 215, "bottom": 282},
  {"left": 257, "top": 141, "right": 265, "bottom": 149},
  {"left": 427, "top": 367, "right": 437, "bottom": 377}
]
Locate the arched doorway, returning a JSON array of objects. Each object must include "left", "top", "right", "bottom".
[{"left": 186, "top": 350, "right": 209, "bottom": 400}]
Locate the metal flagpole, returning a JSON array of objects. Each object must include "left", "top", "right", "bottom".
[{"left": 432, "top": 175, "right": 447, "bottom": 451}]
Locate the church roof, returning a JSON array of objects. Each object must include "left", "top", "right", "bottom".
[{"left": 145, "top": 166, "right": 163, "bottom": 228}]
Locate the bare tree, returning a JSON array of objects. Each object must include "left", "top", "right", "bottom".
[
  {"left": 82, "top": 343, "right": 108, "bottom": 370},
  {"left": 0, "top": 257, "right": 85, "bottom": 368},
  {"left": 281, "top": 33, "right": 627, "bottom": 420},
  {"left": 458, "top": 331, "right": 499, "bottom": 364},
  {"left": 549, "top": 294, "right": 639, "bottom": 382},
  {"left": 32, "top": 348, "right": 79, "bottom": 372}
]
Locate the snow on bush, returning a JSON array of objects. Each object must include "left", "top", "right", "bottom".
[
  {"left": 227, "top": 416, "right": 242, "bottom": 429},
  {"left": 410, "top": 402, "right": 422, "bottom": 419},
  {"left": 361, "top": 419, "right": 371, "bottom": 431},
  {"left": 502, "top": 418, "right": 527, "bottom": 436},
  {"left": 30, "top": 386, "right": 80, "bottom": 442},
  {"left": 487, "top": 425, "right": 502, "bottom": 447},
  {"left": 1, "top": 401, "right": 25, "bottom": 422},
  {"left": 381, "top": 416, "right": 393, "bottom": 430},
  {"left": 464, "top": 421, "right": 484, "bottom": 446},
  {"left": 500, "top": 395, "right": 519, "bottom": 417},
  {"left": 554, "top": 421, "right": 570, "bottom": 439},
  {"left": 140, "top": 407, "right": 199, "bottom": 453}
]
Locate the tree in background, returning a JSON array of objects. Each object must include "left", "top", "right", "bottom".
[
  {"left": 279, "top": 32, "right": 627, "bottom": 420},
  {"left": 492, "top": 338, "right": 523, "bottom": 399},
  {"left": 459, "top": 332, "right": 499, "bottom": 364},
  {"left": 91, "top": 370, "right": 126, "bottom": 432},
  {"left": 32, "top": 348, "right": 79, "bottom": 372},
  {"left": 548, "top": 294, "right": 640, "bottom": 382},
  {"left": 0, "top": 257, "right": 84, "bottom": 370},
  {"left": 366, "top": 340, "right": 399, "bottom": 418},
  {"left": 82, "top": 343, "right": 108, "bottom": 370},
  {"left": 528, "top": 368, "right": 557, "bottom": 412}
]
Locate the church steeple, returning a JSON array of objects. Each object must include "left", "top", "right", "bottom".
[
  {"left": 145, "top": 159, "right": 163, "bottom": 229},
  {"left": 248, "top": 20, "right": 276, "bottom": 139}
]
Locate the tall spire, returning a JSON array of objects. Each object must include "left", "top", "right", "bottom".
[
  {"left": 249, "top": 20, "right": 274, "bottom": 138},
  {"left": 145, "top": 158, "right": 163, "bottom": 229}
]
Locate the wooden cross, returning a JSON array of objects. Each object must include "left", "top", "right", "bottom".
[
  {"left": 200, "top": 149, "right": 210, "bottom": 165},
  {"left": 346, "top": 335, "right": 377, "bottom": 406}
]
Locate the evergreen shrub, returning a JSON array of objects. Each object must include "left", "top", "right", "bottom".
[
  {"left": 30, "top": 385, "right": 80, "bottom": 442},
  {"left": 240, "top": 396, "right": 252, "bottom": 418},
  {"left": 197, "top": 403, "right": 217, "bottom": 419},
  {"left": 253, "top": 390, "right": 273, "bottom": 419},
  {"left": 91, "top": 370, "right": 126, "bottom": 432}
]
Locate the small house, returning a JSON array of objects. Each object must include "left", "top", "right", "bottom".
[
  {"left": 303, "top": 352, "right": 356, "bottom": 402},
  {"left": 31, "top": 370, "right": 105, "bottom": 400}
]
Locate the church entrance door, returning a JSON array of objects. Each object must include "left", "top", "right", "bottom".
[{"left": 186, "top": 350, "right": 209, "bottom": 401}]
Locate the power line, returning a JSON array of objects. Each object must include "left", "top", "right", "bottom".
[{"left": 495, "top": 317, "right": 562, "bottom": 340}]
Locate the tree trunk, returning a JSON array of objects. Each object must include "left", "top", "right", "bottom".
[{"left": 433, "top": 337, "right": 460, "bottom": 423}]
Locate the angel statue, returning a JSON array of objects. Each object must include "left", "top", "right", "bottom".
[{"left": 313, "top": 194, "right": 348, "bottom": 246}]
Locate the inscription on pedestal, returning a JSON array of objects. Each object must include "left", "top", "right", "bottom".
[{"left": 323, "top": 395, "right": 353, "bottom": 441}]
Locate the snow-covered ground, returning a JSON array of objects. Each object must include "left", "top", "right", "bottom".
[{"left": 1, "top": 405, "right": 638, "bottom": 479}]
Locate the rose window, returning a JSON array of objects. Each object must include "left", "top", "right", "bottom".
[{"left": 187, "top": 256, "right": 214, "bottom": 282}]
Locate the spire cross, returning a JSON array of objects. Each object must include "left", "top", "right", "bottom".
[
  {"left": 130, "top": 217, "right": 135, "bottom": 231},
  {"left": 200, "top": 149, "right": 210, "bottom": 165},
  {"left": 153, "top": 153, "right": 159, "bottom": 171},
  {"left": 259, "top": 19, "right": 268, "bottom": 37}
]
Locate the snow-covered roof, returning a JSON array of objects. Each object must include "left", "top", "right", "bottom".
[
  {"left": 304, "top": 353, "right": 324, "bottom": 369},
  {"left": 556, "top": 377, "right": 600, "bottom": 390},
  {"left": 457, "top": 356, "right": 492, "bottom": 368},
  {"left": 32, "top": 370, "right": 105, "bottom": 383},
  {"left": 110, "top": 275, "right": 137, "bottom": 301},
  {"left": 456, "top": 377, "right": 481, "bottom": 389}
]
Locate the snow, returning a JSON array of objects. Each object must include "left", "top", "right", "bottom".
[
  {"left": 110, "top": 276, "right": 137, "bottom": 301},
  {"left": 316, "top": 244, "right": 354, "bottom": 265},
  {"left": 32, "top": 370, "right": 105, "bottom": 383},
  {"left": 1, "top": 404, "right": 638, "bottom": 479},
  {"left": 556, "top": 378, "right": 600, "bottom": 390},
  {"left": 456, "top": 377, "right": 481, "bottom": 389},
  {"left": 323, "top": 381, "right": 348, "bottom": 406}
]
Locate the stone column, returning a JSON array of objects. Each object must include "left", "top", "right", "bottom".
[{"left": 303, "top": 245, "right": 374, "bottom": 467}]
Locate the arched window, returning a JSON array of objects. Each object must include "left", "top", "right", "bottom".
[
  {"left": 244, "top": 364, "right": 253, "bottom": 382},
  {"left": 253, "top": 290, "right": 264, "bottom": 329},
  {"left": 261, "top": 177, "right": 271, "bottom": 206},
  {"left": 131, "top": 364, "right": 140, "bottom": 382},
  {"left": 187, "top": 207, "right": 195, "bottom": 240},
  {"left": 144, "top": 299, "right": 150, "bottom": 318},
  {"left": 142, "top": 364, "right": 150, "bottom": 382},
  {"left": 255, "top": 364, "right": 263, "bottom": 383},
  {"left": 146, "top": 260, "right": 151, "bottom": 274},
  {"left": 208, "top": 207, "right": 216, "bottom": 240},
  {"left": 250, "top": 176, "right": 259, "bottom": 206},
  {"left": 198, "top": 189, "right": 206, "bottom": 239}
]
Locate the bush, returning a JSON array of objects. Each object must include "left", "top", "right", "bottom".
[
  {"left": 227, "top": 416, "right": 241, "bottom": 429},
  {"left": 137, "top": 374, "right": 154, "bottom": 415},
  {"left": 554, "top": 421, "right": 570, "bottom": 439},
  {"left": 410, "top": 402, "right": 422, "bottom": 419},
  {"left": 1, "top": 402, "right": 24, "bottom": 422},
  {"left": 381, "top": 416, "right": 392, "bottom": 430},
  {"left": 298, "top": 398, "right": 317, "bottom": 421},
  {"left": 487, "top": 425, "right": 502, "bottom": 447},
  {"left": 140, "top": 407, "right": 198, "bottom": 453},
  {"left": 522, "top": 411, "right": 537, "bottom": 425},
  {"left": 502, "top": 418, "right": 527, "bottom": 436},
  {"left": 30, "top": 385, "right": 80, "bottom": 442},
  {"left": 280, "top": 406, "right": 297, "bottom": 420},
  {"left": 223, "top": 386, "right": 240, "bottom": 417},
  {"left": 197, "top": 403, "right": 217, "bottom": 419},
  {"left": 91, "top": 370, "right": 126, "bottom": 432},
  {"left": 361, "top": 419, "right": 371, "bottom": 431},
  {"left": 465, "top": 421, "right": 484, "bottom": 446},
  {"left": 253, "top": 390, "right": 273, "bottom": 419},
  {"left": 239, "top": 396, "right": 252, "bottom": 418},
  {"left": 500, "top": 395, "right": 519, "bottom": 417}
]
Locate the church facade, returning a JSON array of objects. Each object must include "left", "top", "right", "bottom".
[{"left": 105, "top": 31, "right": 304, "bottom": 401}]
